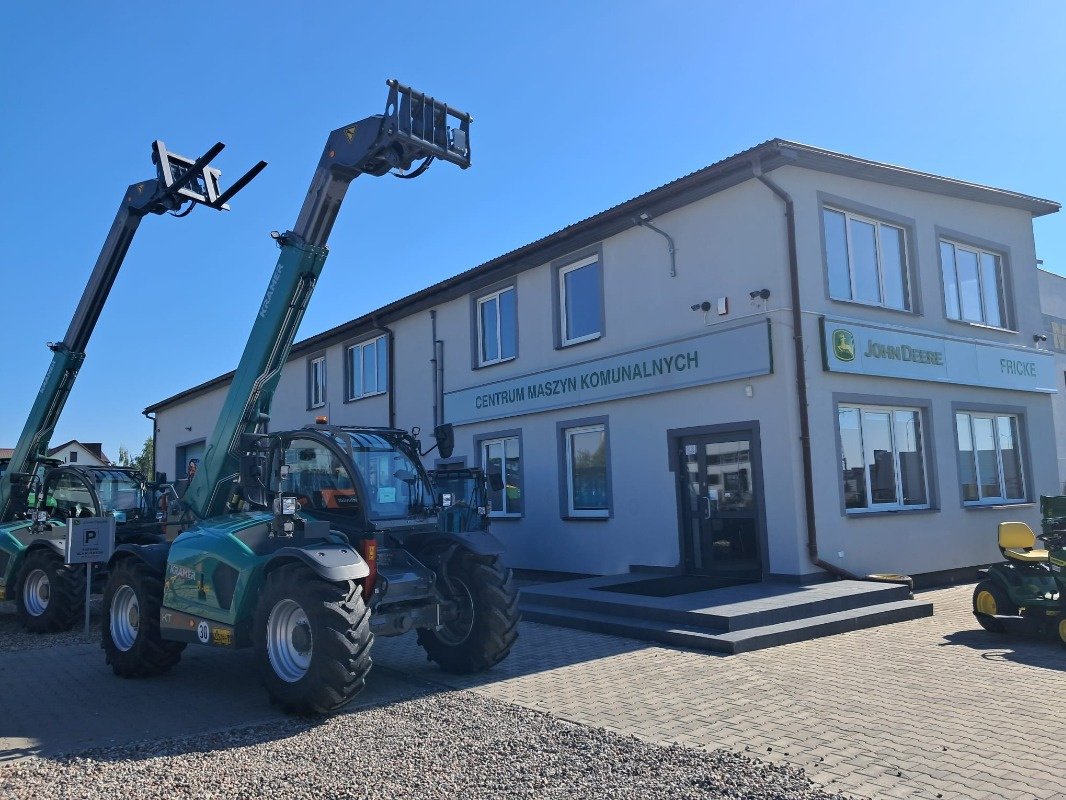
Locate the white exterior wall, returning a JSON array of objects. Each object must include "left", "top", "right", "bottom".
[
  {"left": 54, "top": 442, "right": 109, "bottom": 467},
  {"left": 151, "top": 160, "right": 1057, "bottom": 581},
  {"left": 1037, "top": 269, "right": 1066, "bottom": 489},
  {"left": 774, "top": 165, "right": 1056, "bottom": 576}
]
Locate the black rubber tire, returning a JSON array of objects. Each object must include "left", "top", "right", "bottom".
[
  {"left": 102, "top": 558, "right": 186, "bottom": 677},
  {"left": 254, "top": 562, "right": 373, "bottom": 716},
  {"left": 972, "top": 580, "right": 1017, "bottom": 633},
  {"left": 417, "top": 552, "right": 520, "bottom": 674},
  {"left": 15, "top": 548, "right": 86, "bottom": 633}
]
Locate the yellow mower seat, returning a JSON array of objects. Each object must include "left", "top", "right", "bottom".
[{"left": 998, "top": 522, "right": 1049, "bottom": 563}]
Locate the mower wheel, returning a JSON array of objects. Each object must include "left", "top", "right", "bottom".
[
  {"left": 417, "top": 552, "right": 519, "bottom": 674},
  {"left": 15, "top": 548, "right": 85, "bottom": 633},
  {"left": 103, "top": 558, "right": 186, "bottom": 677},
  {"left": 254, "top": 562, "right": 373, "bottom": 715},
  {"left": 972, "top": 580, "right": 1016, "bottom": 633}
]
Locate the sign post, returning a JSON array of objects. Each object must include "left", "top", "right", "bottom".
[{"left": 65, "top": 517, "right": 116, "bottom": 634}]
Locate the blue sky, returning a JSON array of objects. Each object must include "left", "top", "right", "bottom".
[{"left": 1, "top": 1, "right": 1063, "bottom": 461}]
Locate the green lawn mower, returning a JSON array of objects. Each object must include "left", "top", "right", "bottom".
[{"left": 972, "top": 496, "right": 1066, "bottom": 647}]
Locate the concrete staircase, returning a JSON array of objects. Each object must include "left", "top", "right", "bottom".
[{"left": 520, "top": 574, "right": 933, "bottom": 654}]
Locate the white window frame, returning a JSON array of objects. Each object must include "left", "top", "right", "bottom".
[
  {"left": 823, "top": 207, "right": 911, "bottom": 311},
  {"left": 476, "top": 286, "right": 516, "bottom": 366},
  {"left": 939, "top": 239, "right": 1010, "bottom": 329},
  {"left": 480, "top": 435, "right": 521, "bottom": 517},
  {"left": 838, "top": 403, "right": 930, "bottom": 514},
  {"left": 346, "top": 335, "right": 388, "bottom": 401},
  {"left": 955, "top": 411, "right": 1026, "bottom": 505},
  {"left": 564, "top": 423, "right": 609, "bottom": 518},
  {"left": 558, "top": 255, "right": 603, "bottom": 346},
  {"left": 309, "top": 356, "right": 326, "bottom": 409}
]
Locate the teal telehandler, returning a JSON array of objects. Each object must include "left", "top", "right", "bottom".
[
  {"left": 972, "top": 497, "right": 1066, "bottom": 647},
  {"left": 102, "top": 81, "right": 519, "bottom": 715},
  {"left": 0, "top": 142, "right": 265, "bottom": 632}
]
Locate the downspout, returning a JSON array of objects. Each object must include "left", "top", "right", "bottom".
[
  {"left": 752, "top": 158, "right": 863, "bottom": 583},
  {"left": 143, "top": 410, "right": 158, "bottom": 480},
  {"left": 634, "top": 213, "right": 677, "bottom": 277},
  {"left": 430, "top": 310, "right": 439, "bottom": 427},
  {"left": 372, "top": 316, "right": 396, "bottom": 428}
]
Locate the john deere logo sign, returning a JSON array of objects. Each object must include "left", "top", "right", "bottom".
[{"left": 832, "top": 329, "right": 855, "bottom": 362}]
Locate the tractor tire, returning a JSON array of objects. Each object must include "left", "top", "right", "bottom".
[
  {"left": 102, "top": 558, "right": 186, "bottom": 677},
  {"left": 972, "top": 580, "right": 1017, "bottom": 633},
  {"left": 417, "top": 552, "right": 519, "bottom": 674},
  {"left": 1058, "top": 618, "right": 1066, "bottom": 650},
  {"left": 254, "top": 562, "right": 373, "bottom": 715},
  {"left": 15, "top": 548, "right": 85, "bottom": 633}
]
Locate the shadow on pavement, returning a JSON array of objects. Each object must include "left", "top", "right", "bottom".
[
  {"left": 938, "top": 628, "right": 1066, "bottom": 671},
  {"left": 0, "top": 639, "right": 431, "bottom": 763}
]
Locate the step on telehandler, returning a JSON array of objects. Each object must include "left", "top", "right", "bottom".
[
  {"left": 972, "top": 496, "right": 1066, "bottom": 647},
  {"left": 102, "top": 81, "right": 519, "bottom": 715},
  {"left": 0, "top": 142, "right": 265, "bottom": 632}
]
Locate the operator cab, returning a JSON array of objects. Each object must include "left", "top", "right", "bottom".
[
  {"left": 268, "top": 427, "right": 436, "bottom": 534},
  {"left": 36, "top": 466, "right": 167, "bottom": 542}
]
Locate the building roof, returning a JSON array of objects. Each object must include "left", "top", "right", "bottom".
[
  {"left": 47, "top": 440, "right": 112, "bottom": 465},
  {"left": 146, "top": 138, "right": 1060, "bottom": 414},
  {"left": 0, "top": 448, "right": 13, "bottom": 460}
]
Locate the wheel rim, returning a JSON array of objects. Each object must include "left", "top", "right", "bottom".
[
  {"left": 266, "top": 598, "right": 313, "bottom": 683},
  {"left": 975, "top": 590, "right": 998, "bottom": 616},
  {"left": 437, "top": 577, "right": 476, "bottom": 646},
  {"left": 22, "top": 569, "right": 51, "bottom": 617},
  {"left": 110, "top": 585, "right": 140, "bottom": 652},
  {"left": 1059, "top": 618, "right": 1066, "bottom": 645}
]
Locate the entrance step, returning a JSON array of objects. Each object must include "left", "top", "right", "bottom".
[
  {"left": 518, "top": 576, "right": 933, "bottom": 654},
  {"left": 520, "top": 597, "right": 933, "bottom": 655}
]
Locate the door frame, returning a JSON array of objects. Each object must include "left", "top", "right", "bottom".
[{"left": 666, "top": 420, "right": 769, "bottom": 578}]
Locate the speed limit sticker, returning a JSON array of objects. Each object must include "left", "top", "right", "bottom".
[{"left": 197, "top": 621, "right": 210, "bottom": 644}]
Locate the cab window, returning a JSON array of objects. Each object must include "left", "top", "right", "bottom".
[{"left": 280, "top": 439, "right": 360, "bottom": 514}]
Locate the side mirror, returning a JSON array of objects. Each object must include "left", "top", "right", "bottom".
[
  {"left": 487, "top": 469, "right": 504, "bottom": 493},
  {"left": 239, "top": 454, "right": 268, "bottom": 508},
  {"left": 433, "top": 423, "right": 455, "bottom": 459}
]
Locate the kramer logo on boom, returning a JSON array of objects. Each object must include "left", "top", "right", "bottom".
[{"left": 259, "top": 262, "right": 284, "bottom": 319}]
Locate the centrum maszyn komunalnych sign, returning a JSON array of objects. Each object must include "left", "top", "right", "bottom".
[
  {"left": 821, "top": 317, "right": 1057, "bottom": 393},
  {"left": 444, "top": 319, "right": 773, "bottom": 425}
]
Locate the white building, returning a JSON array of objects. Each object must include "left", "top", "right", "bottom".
[
  {"left": 147, "top": 139, "right": 1060, "bottom": 585},
  {"left": 1038, "top": 268, "right": 1066, "bottom": 488},
  {"left": 46, "top": 440, "right": 112, "bottom": 467}
]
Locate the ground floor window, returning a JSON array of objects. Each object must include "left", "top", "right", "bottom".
[
  {"left": 563, "top": 423, "right": 609, "bottom": 517},
  {"left": 480, "top": 435, "right": 523, "bottom": 517},
  {"left": 955, "top": 411, "right": 1025, "bottom": 504},
  {"left": 838, "top": 404, "right": 929, "bottom": 512}
]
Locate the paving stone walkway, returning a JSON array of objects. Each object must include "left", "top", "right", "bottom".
[{"left": 373, "top": 584, "right": 1066, "bottom": 800}]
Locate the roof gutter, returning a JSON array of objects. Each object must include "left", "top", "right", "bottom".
[{"left": 752, "top": 156, "right": 864, "bottom": 583}]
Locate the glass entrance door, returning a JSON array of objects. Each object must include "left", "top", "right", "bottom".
[{"left": 677, "top": 433, "right": 762, "bottom": 578}]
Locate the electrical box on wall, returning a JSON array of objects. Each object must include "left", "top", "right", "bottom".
[{"left": 717, "top": 297, "right": 728, "bottom": 315}]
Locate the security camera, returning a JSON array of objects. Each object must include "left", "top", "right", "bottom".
[
  {"left": 1034, "top": 333, "right": 1048, "bottom": 343},
  {"left": 749, "top": 288, "right": 771, "bottom": 300},
  {"left": 691, "top": 301, "right": 711, "bottom": 312}
]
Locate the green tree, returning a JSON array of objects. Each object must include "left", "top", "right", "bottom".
[{"left": 133, "top": 436, "right": 154, "bottom": 478}]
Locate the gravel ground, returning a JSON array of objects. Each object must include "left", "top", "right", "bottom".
[
  {"left": 0, "top": 688, "right": 849, "bottom": 800},
  {"left": 0, "top": 599, "right": 101, "bottom": 652}
]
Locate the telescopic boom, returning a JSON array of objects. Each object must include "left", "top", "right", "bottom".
[
  {"left": 0, "top": 143, "right": 266, "bottom": 520},
  {"left": 184, "top": 80, "right": 471, "bottom": 518}
]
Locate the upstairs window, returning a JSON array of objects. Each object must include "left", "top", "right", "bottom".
[
  {"left": 477, "top": 286, "right": 517, "bottom": 366},
  {"left": 308, "top": 356, "right": 326, "bottom": 409},
  {"left": 823, "top": 208, "right": 911, "bottom": 311},
  {"left": 69, "top": 451, "right": 78, "bottom": 464},
  {"left": 347, "top": 335, "right": 388, "bottom": 400},
  {"left": 940, "top": 240, "right": 1009, "bottom": 328},
  {"left": 559, "top": 256, "right": 603, "bottom": 346}
]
